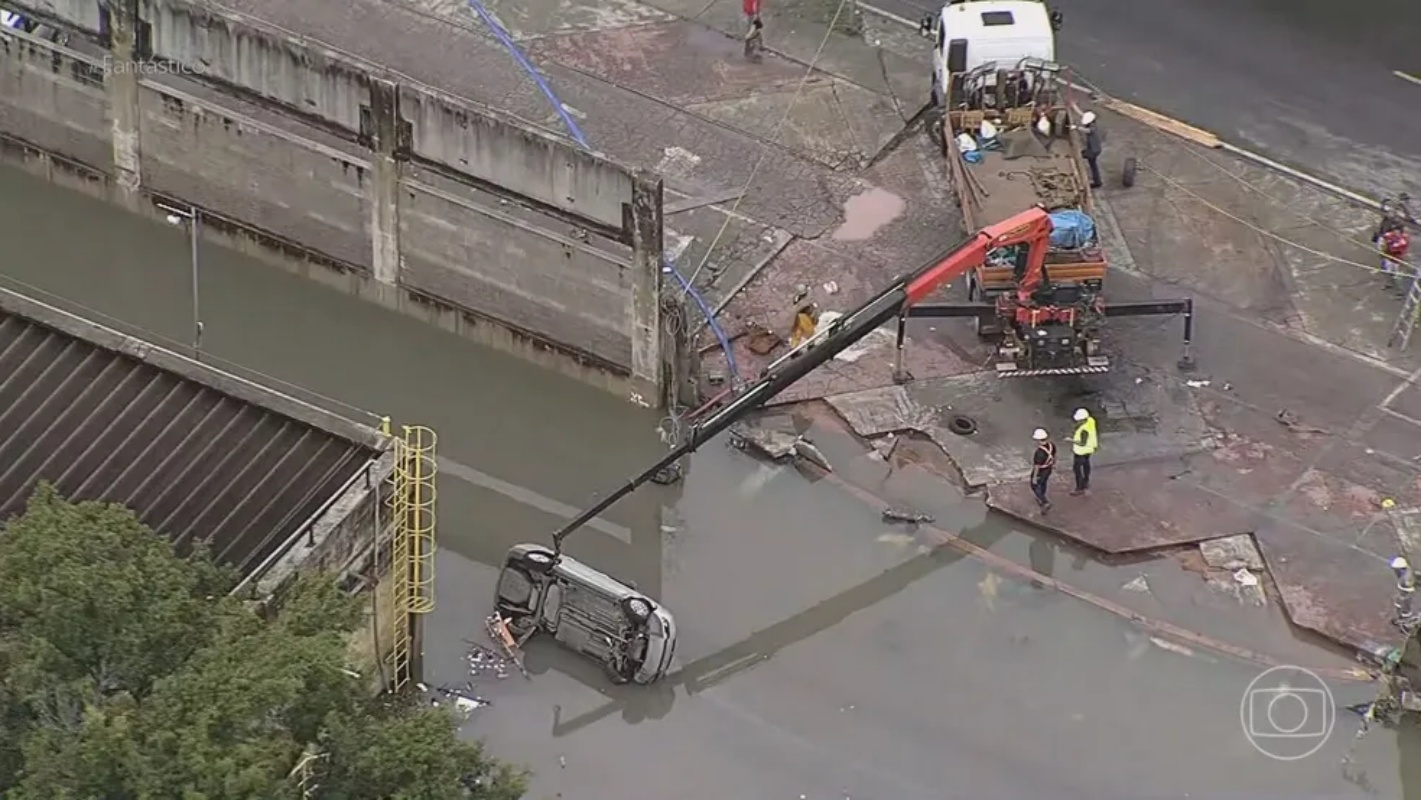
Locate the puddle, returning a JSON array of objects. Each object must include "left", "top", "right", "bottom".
[{"left": 831, "top": 187, "right": 904, "bottom": 241}]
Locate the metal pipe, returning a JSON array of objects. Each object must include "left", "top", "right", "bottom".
[
  {"left": 1392, "top": 557, "right": 1415, "bottom": 633},
  {"left": 190, "top": 208, "right": 203, "bottom": 358},
  {"left": 893, "top": 313, "right": 907, "bottom": 382},
  {"left": 1393, "top": 556, "right": 1419, "bottom": 629}
]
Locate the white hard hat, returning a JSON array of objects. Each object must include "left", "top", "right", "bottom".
[
  {"left": 1074, "top": 408, "right": 1089, "bottom": 421},
  {"left": 1032, "top": 428, "right": 1049, "bottom": 441},
  {"left": 1080, "top": 111, "right": 1096, "bottom": 126}
]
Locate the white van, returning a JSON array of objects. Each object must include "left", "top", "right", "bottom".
[{"left": 920, "top": 0, "right": 1060, "bottom": 107}]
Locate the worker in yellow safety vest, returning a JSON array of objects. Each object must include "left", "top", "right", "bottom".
[{"left": 1070, "top": 407, "right": 1098, "bottom": 496}]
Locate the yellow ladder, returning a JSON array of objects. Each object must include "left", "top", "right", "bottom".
[{"left": 382, "top": 421, "right": 438, "bottom": 692}]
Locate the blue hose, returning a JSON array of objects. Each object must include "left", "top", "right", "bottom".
[{"left": 466, "top": 0, "right": 739, "bottom": 382}]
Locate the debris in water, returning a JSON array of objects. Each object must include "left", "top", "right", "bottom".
[
  {"left": 883, "top": 507, "right": 935, "bottom": 524},
  {"left": 876, "top": 532, "right": 915, "bottom": 547},
  {"left": 979, "top": 571, "right": 1001, "bottom": 610},
  {"left": 486, "top": 613, "right": 530, "bottom": 679},
  {"left": 465, "top": 641, "right": 513, "bottom": 680},
  {"left": 730, "top": 423, "right": 832, "bottom": 472},
  {"left": 559, "top": 755, "right": 567, "bottom": 769},
  {"left": 1221, "top": 567, "right": 1267, "bottom": 606},
  {"left": 792, "top": 438, "right": 833, "bottom": 472},
  {"left": 1149, "top": 636, "right": 1196, "bottom": 658},
  {"left": 427, "top": 682, "right": 490, "bottom": 717},
  {"left": 1199, "top": 534, "right": 1264, "bottom": 571},
  {"left": 1184, "top": 379, "right": 1210, "bottom": 388},
  {"left": 1122, "top": 575, "right": 1151, "bottom": 593},
  {"left": 823, "top": 280, "right": 839, "bottom": 295}
]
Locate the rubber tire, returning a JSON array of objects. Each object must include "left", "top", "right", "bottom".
[
  {"left": 947, "top": 414, "right": 978, "bottom": 436},
  {"left": 522, "top": 548, "right": 556, "bottom": 574},
  {"left": 1122, "top": 156, "right": 1138, "bottom": 189},
  {"left": 622, "top": 596, "right": 653, "bottom": 623}
]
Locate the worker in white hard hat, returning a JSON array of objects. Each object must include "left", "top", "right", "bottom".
[
  {"left": 1029, "top": 428, "right": 1057, "bottom": 514},
  {"left": 1070, "top": 408, "right": 1098, "bottom": 496},
  {"left": 1079, "top": 111, "right": 1104, "bottom": 190}
]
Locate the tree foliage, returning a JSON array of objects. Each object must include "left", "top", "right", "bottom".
[{"left": 0, "top": 484, "right": 526, "bottom": 799}]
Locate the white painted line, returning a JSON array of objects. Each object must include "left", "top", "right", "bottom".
[
  {"left": 859, "top": 2, "right": 919, "bottom": 29},
  {"left": 1396, "top": 71, "right": 1421, "bottom": 87},
  {"left": 437, "top": 456, "right": 634, "bottom": 543}
]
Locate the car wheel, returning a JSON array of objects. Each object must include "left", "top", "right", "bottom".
[
  {"left": 521, "top": 548, "right": 556, "bottom": 573},
  {"left": 622, "top": 596, "right": 653, "bottom": 622}
]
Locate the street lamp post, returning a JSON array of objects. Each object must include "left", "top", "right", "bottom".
[{"left": 159, "top": 203, "right": 204, "bottom": 358}]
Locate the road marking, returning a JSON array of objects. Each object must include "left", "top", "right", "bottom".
[
  {"left": 1396, "top": 70, "right": 1421, "bottom": 86},
  {"left": 859, "top": 2, "right": 919, "bottom": 29},
  {"left": 437, "top": 456, "right": 634, "bottom": 543}
]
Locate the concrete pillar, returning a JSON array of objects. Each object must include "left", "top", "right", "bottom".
[
  {"left": 106, "top": 0, "right": 142, "bottom": 206},
  {"left": 629, "top": 176, "right": 664, "bottom": 407},
  {"left": 367, "top": 79, "right": 404, "bottom": 286}
]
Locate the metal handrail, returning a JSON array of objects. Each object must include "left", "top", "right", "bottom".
[{"left": 230, "top": 456, "right": 378, "bottom": 596}]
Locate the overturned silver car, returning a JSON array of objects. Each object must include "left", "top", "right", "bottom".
[{"left": 494, "top": 544, "right": 677, "bottom": 685}]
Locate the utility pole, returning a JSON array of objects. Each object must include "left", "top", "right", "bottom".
[{"left": 158, "top": 203, "right": 204, "bottom": 358}]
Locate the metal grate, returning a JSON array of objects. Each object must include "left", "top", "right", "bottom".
[{"left": 0, "top": 311, "right": 374, "bottom": 575}]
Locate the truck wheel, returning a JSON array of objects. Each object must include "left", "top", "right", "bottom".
[
  {"left": 521, "top": 548, "right": 556, "bottom": 574},
  {"left": 1122, "top": 157, "right": 1138, "bottom": 188},
  {"left": 947, "top": 415, "right": 978, "bottom": 436}
]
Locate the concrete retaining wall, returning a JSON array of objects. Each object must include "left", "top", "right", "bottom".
[{"left": 0, "top": 0, "right": 684, "bottom": 406}]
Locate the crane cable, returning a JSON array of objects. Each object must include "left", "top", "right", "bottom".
[{"left": 680, "top": 0, "right": 854, "bottom": 295}]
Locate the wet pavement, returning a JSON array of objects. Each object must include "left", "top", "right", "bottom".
[
  {"left": 2, "top": 159, "right": 1410, "bottom": 795},
  {"left": 504, "top": 0, "right": 1421, "bottom": 658},
  {"left": 10, "top": 0, "right": 1421, "bottom": 791}
]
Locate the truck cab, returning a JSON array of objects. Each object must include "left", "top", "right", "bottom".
[{"left": 920, "top": 0, "right": 1060, "bottom": 108}]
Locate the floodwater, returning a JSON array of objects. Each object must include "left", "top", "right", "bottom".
[
  {"left": 0, "top": 163, "right": 1413, "bottom": 797},
  {"left": 832, "top": 186, "right": 906, "bottom": 241}
]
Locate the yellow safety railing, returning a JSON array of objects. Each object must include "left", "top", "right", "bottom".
[
  {"left": 402, "top": 425, "right": 437, "bottom": 615},
  {"left": 379, "top": 418, "right": 438, "bottom": 693}
]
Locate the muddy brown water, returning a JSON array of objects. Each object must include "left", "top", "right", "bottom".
[
  {"left": 0, "top": 164, "right": 1412, "bottom": 797},
  {"left": 832, "top": 186, "right": 905, "bottom": 241}
]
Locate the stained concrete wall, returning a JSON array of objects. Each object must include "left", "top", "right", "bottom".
[
  {"left": 0, "top": 31, "right": 110, "bottom": 170},
  {"left": 0, "top": 0, "right": 681, "bottom": 406},
  {"left": 400, "top": 179, "right": 636, "bottom": 366}
]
